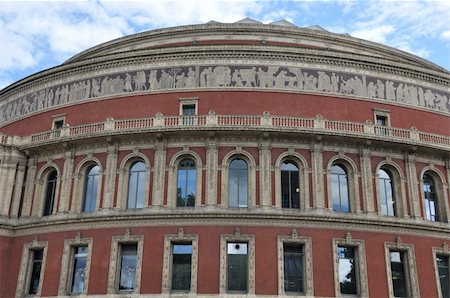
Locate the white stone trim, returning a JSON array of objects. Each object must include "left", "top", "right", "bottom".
[
  {"left": 374, "top": 161, "right": 407, "bottom": 218},
  {"left": 274, "top": 151, "right": 310, "bottom": 210},
  {"left": 332, "top": 234, "right": 369, "bottom": 297},
  {"left": 58, "top": 235, "right": 93, "bottom": 295},
  {"left": 106, "top": 232, "right": 144, "bottom": 294},
  {"left": 326, "top": 155, "right": 360, "bottom": 213},
  {"left": 432, "top": 243, "right": 450, "bottom": 298},
  {"left": 161, "top": 230, "right": 198, "bottom": 294},
  {"left": 167, "top": 150, "right": 203, "bottom": 208},
  {"left": 15, "top": 240, "right": 48, "bottom": 297},
  {"left": 277, "top": 230, "right": 313, "bottom": 296},
  {"left": 71, "top": 158, "right": 103, "bottom": 213},
  {"left": 219, "top": 231, "right": 255, "bottom": 294},
  {"left": 116, "top": 153, "right": 151, "bottom": 209},
  {"left": 220, "top": 150, "right": 257, "bottom": 208},
  {"left": 384, "top": 239, "right": 419, "bottom": 298}
]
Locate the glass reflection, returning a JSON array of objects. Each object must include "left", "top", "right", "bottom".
[
  {"left": 281, "top": 161, "right": 300, "bottom": 209},
  {"left": 229, "top": 159, "right": 248, "bottom": 208},
  {"left": 127, "top": 161, "right": 147, "bottom": 209},
  {"left": 177, "top": 159, "right": 196, "bottom": 207},
  {"left": 378, "top": 169, "right": 396, "bottom": 216},
  {"left": 331, "top": 164, "right": 349, "bottom": 213},
  {"left": 83, "top": 165, "right": 99, "bottom": 212}
]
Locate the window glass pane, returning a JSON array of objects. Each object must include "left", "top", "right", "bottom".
[
  {"left": 437, "top": 255, "right": 449, "bottom": 298},
  {"left": 423, "top": 173, "right": 438, "bottom": 221},
  {"left": 390, "top": 251, "right": 407, "bottom": 297},
  {"left": 83, "top": 165, "right": 99, "bottom": 212},
  {"left": 119, "top": 244, "right": 137, "bottom": 291},
  {"left": 378, "top": 169, "right": 395, "bottom": 216},
  {"left": 338, "top": 246, "right": 357, "bottom": 294},
  {"left": 331, "top": 164, "right": 349, "bottom": 212},
  {"left": 172, "top": 244, "right": 192, "bottom": 291},
  {"left": 177, "top": 159, "right": 196, "bottom": 207},
  {"left": 281, "top": 161, "right": 300, "bottom": 209},
  {"left": 71, "top": 246, "right": 88, "bottom": 293},
  {"left": 283, "top": 244, "right": 304, "bottom": 293},
  {"left": 43, "top": 170, "right": 57, "bottom": 216},
  {"left": 229, "top": 159, "right": 248, "bottom": 208},
  {"left": 127, "top": 161, "right": 147, "bottom": 209},
  {"left": 227, "top": 243, "right": 248, "bottom": 291},
  {"left": 28, "top": 249, "right": 43, "bottom": 294}
]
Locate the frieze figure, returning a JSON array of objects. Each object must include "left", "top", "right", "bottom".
[{"left": 133, "top": 71, "right": 147, "bottom": 91}]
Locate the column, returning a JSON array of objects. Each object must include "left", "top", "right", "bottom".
[
  {"left": 21, "top": 156, "right": 37, "bottom": 217},
  {"left": 10, "top": 163, "right": 26, "bottom": 218}
]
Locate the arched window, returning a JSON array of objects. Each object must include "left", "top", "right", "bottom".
[
  {"left": 177, "top": 159, "right": 196, "bottom": 207},
  {"left": 331, "top": 164, "right": 350, "bottom": 213},
  {"left": 43, "top": 170, "right": 57, "bottom": 216},
  {"left": 281, "top": 161, "right": 300, "bottom": 209},
  {"left": 229, "top": 158, "right": 248, "bottom": 208},
  {"left": 378, "top": 169, "right": 396, "bottom": 216},
  {"left": 127, "top": 161, "right": 147, "bottom": 209},
  {"left": 83, "top": 165, "right": 99, "bottom": 212},
  {"left": 423, "top": 173, "right": 438, "bottom": 221}
]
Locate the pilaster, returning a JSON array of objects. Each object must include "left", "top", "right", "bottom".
[
  {"left": 21, "top": 156, "right": 37, "bottom": 217},
  {"left": 58, "top": 147, "right": 75, "bottom": 213},
  {"left": 205, "top": 137, "right": 219, "bottom": 206},
  {"left": 359, "top": 146, "right": 375, "bottom": 213},
  {"left": 406, "top": 153, "right": 421, "bottom": 218},
  {"left": 152, "top": 137, "right": 167, "bottom": 207},
  {"left": 259, "top": 137, "right": 272, "bottom": 207},
  {"left": 10, "top": 163, "right": 26, "bottom": 218},
  {"left": 102, "top": 142, "right": 118, "bottom": 209},
  {"left": 311, "top": 140, "right": 325, "bottom": 210}
]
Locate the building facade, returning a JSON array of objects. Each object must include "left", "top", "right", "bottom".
[{"left": 0, "top": 19, "right": 449, "bottom": 297}]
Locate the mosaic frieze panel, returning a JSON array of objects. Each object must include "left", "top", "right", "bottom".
[{"left": 1, "top": 64, "right": 449, "bottom": 124}]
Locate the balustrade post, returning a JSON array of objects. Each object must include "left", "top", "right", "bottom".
[
  {"left": 363, "top": 120, "right": 375, "bottom": 134},
  {"left": 314, "top": 114, "right": 325, "bottom": 129},
  {"left": 105, "top": 117, "right": 115, "bottom": 131},
  {"left": 410, "top": 127, "right": 420, "bottom": 141},
  {"left": 261, "top": 111, "right": 272, "bottom": 126},
  {"left": 60, "top": 124, "right": 70, "bottom": 137},
  {"left": 154, "top": 112, "right": 164, "bottom": 126},
  {"left": 207, "top": 110, "right": 217, "bottom": 125}
]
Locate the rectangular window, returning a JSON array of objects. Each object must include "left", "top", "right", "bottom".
[
  {"left": 70, "top": 246, "right": 88, "bottom": 294},
  {"left": 437, "top": 255, "right": 449, "bottom": 298},
  {"left": 227, "top": 242, "right": 248, "bottom": 292},
  {"left": 181, "top": 104, "right": 196, "bottom": 125},
  {"left": 171, "top": 244, "right": 192, "bottom": 291},
  {"left": 283, "top": 243, "right": 304, "bottom": 293},
  {"left": 28, "top": 249, "right": 44, "bottom": 295},
  {"left": 390, "top": 251, "right": 408, "bottom": 297},
  {"left": 376, "top": 115, "right": 387, "bottom": 126},
  {"left": 119, "top": 244, "right": 138, "bottom": 291},
  {"left": 338, "top": 246, "right": 357, "bottom": 295}
]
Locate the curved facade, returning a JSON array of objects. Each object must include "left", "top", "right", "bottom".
[{"left": 0, "top": 20, "right": 449, "bottom": 297}]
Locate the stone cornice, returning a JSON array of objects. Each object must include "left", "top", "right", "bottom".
[{"left": 1, "top": 209, "right": 448, "bottom": 238}]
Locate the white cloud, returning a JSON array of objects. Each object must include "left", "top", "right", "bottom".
[
  {"left": 351, "top": 25, "right": 395, "bottom": 44},
  {"left": 441, "top": 30, "right": 450, "bottom": 40}
]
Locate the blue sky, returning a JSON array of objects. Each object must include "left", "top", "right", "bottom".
[{"left": 0, "top": 0, "right": 449, "bottom": 91}]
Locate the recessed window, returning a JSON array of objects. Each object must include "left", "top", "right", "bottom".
[
  {"left": 70, "top": 246, "right": 88, "bottom": 294},
  {"left": 376, "top": 115, "right": 388, "bottom": 126},
  {"left": 229, "top": 158, "right": 248, "bottom": 208},
  {"left": 43, "top": 170, "right": 57, "bottom": 216},
  {"left": 374, "top": 109, "right": 391, "bottom": 135},
  {"left": 283, "top": 243, "right": 304, "bottom": 293},
  {"left": 436, "top": 254, "right": 449, "bottom": 298},
  {"left": 171, "top": 244, "right": 193, "bottom": 291},
  {"left": 337, "top": 246, "right": 357, "bottom": 295},
  {"left": 54, "top": 119, "right": 64, "bottom": 130},
  {"left": 378, "top": 168, "right": 396, "bottom": 216},
  {"left": 281, "top": 161, "right": 300, "bottom": 209},
  {"left": 82, "top": 165, "right": 99, "bottom": 212},
  {"left": 127, "top": 161, "right": 146, "bottom": 209},
  {"left": 331, "top": 164, "right": 350, "bottom": 213},
  {"left": 118, "top": 244, "right": 138, "bottom": 291},
  {"left": 177, "top": 159, "right": 196, "bottom": 207},
  {"left": 227, "top": 242, "right": 248, "bottom": 292},
  {"left": 28, "top": 249, "right": 44, "bottom": 295},
  {"left": 423, "top": 173, "right": 438, "bottom": 221},
  {"left": 390, "top": 251, "right": 408, "bottom": 297}
]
